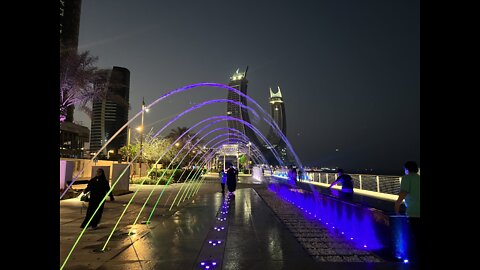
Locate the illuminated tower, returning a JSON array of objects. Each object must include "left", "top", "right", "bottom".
[
  {"left": 267, "top": 86, "right": 289, "bottom": 163},
  {"left": 226, "top": 67, "right": 261, "bottom": 144},
  {"left": 268, "top": 86, "right": 287, "bottom": 142}
]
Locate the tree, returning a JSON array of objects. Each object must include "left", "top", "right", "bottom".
[
  {"left": 238, "top": 154, "right": 246, "bottom": 170},
  {"left": 166, "top": 127, "right": 193, "bottom": 148},
  {"left": 60, "top": 50, "right": 130, "bottom": 124},
  {"left": 119, "top": 144, "right": 138, "bottom": 162},
  {"left": 60, "top": 50, "right": 99, "bottom": 122},
  {"left": 138, "top": 131, "right": 176, "bottom": 168}
]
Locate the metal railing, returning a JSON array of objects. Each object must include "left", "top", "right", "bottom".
[{"left": 274, "top": 170, "right": 402, "bottom": 196}]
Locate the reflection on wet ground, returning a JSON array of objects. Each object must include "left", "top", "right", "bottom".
[{"left": 62, "top": 174, "right": 416, "bottom": 270}]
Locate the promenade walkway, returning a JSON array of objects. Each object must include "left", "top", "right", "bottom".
[{"left": 60, "top": 173, "right": 414, "bottom": 270}]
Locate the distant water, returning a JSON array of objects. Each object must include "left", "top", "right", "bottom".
[{"left": 303, "top": 167, "right": 403, "bottom": 176}]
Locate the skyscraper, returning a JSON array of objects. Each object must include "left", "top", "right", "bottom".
[
  {"left": 226, "top": 67, "right": 263, "bottom": 148},
  {"left": 90, "top": 67, "right": 130, "bottom": 159},
  {"left": 60, "top": 0, "right": 82, "bottom": 54},
  {"left": 266, "top": 86, "right": 290, "bottom": 164},
  {"left": 267, "top": 86, "right": 287, "bottom": 144},
  {"left": 59, "top": 0, "right": 90, "bottom": 159},
  {"left": 60, "top": 0, "right": 82, "bottom": 122}
]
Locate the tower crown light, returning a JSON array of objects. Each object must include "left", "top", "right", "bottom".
[{"left": 230, "top": 68, "right": 245, "bottom": 81}]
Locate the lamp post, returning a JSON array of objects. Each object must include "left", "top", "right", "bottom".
[
  {"left": 107, "top": 149, "right": 114, "bottom": 159},
  {"left": 138, "top": 97, "right": 148, "bottom": 177},
  {"left": 127, "top": 127, "right": 131, "bottom": 147},
  {"left": 247, "top": 142, "right": 251, "bottom": 174},
  {"left": 236, "top": 150, "right": 240, "bottom": 171}
]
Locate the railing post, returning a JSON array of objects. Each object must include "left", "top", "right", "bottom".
[
  {"left": 326, "top": 173, "right": 329, "bottom": 184},
  {"left": 359, "top": 175, "right": 362, "bottom": 190},
  {"left": 376, "top": 176, "right": 380, "bottom": 192}
]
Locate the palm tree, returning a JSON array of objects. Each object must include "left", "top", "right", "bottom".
[
  {"left": 60, "top": 50, "right": 99, "bottom": 122},
  {"left": 166, "top": 127, "right": 191, "bottom": 147},
  {"left": 59, "top": 50, "right": 130, "bottom": 122}
]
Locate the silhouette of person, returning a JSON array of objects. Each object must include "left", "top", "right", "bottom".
[
  {"left": 395, "top": 161, "right": 421, "bottom": 264},
  {"left": 80, "top": 168, "right": 114, "bottom": 229},
  {"left": 287, "top": 166, "right": 297, "bottom": 185},
  {"left": 328, "top": 168, "right": 354, "bottom": 200},
  {"left": 219, "top": 169, "right": 227, "bottom": 193},
  {"left": 226, "top": 163, "right": 237, "bottom": 194}
]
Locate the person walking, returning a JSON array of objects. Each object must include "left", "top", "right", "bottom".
[
  {"left": 226, "top": 163, "right": 237, "bottom": 194},
  {"left": 219, "top": 169, "right": 227, "bottom": 193},
  {"left": 80, "top": 168, "right": 114, "bottom": 229}
]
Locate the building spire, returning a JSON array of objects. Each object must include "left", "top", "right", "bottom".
[
  {"left": 276, "top": 86, "right": 283, "bottom": 98},
  {"left": 269, "top": 86, "right": 283, "bottom": 98}
]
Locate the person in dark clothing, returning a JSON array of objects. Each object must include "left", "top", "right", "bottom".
[
  {"left": 80, "top": 168, "right": 114, "bottom": 229},
  {"left": 288, "top": 166, "right": 297, "bottom": 185},
  {"left": 328, "top": 168, "right": 354, "bottom": 200},
  {"left": 226, "top": 164, "right": 237, "bottom": 193}
]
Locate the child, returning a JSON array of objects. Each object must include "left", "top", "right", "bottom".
[{"left": 219, "top": 169, "right": 227, "bottom": 193}]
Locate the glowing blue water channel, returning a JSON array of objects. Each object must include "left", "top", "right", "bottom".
[
  {"left": 268, "top": 180, "right": 416, "bottom": 263},
  {"left": 268, "top": 183, "right": 383, "bottom": 251}
]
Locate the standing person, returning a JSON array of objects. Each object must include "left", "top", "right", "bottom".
[
  {"left": 80, "top": 168, "right": 115, "bottom": 229},
  {"left": 226, "top": 163, "right": 237, "bottom": 194},
  {"left": 395, "top": 161, "right": 421, "bottom": 264},
  {"left": 287, "top": 166, "right": 297, "bottom": 185},
  {"left": 219, "top": 169, "right": 227, "bottom": 193},
  {"left": 328, "top": 168, "right": 354, "bottom": 199}
]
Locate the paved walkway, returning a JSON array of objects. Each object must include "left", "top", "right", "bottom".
[{"left": 60, "top": 173, "right": 414, "bottom": 270}]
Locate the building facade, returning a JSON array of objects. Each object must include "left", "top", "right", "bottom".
[
  {"left": 267, "top": 86, "right": 287, "bottom": 144},
  {"left": 60, "top": 121, "right": 90, "bottom": 158},
  {"left": 59, "top": 0, "right": 91, "bottom": 159},
  {"left": 60, "top": 0, "right": 82, "bottom": 123},
  {"left": 90, "top": 67, "right": 130, "bottom": 160},
  {"left": 266, "top": 86, "right": 291, "bottom": 164},
  {"left": 226, "top": 67, "right": 263, "bottom": 149},
  {"left": 60, "top": 0, "right": 82, "bottom": 54}
]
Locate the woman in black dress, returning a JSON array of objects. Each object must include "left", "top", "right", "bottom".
[{"left": 80, "top": 168, "right": 114, "bottom": 229}]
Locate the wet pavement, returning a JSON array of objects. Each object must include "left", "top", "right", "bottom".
[{"left": 60, "top": 173, "right": 415, "bottom": 270}]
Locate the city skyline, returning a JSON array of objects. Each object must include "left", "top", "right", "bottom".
[{"left": 74, "top": 0, "right": 420, "bottom": 173}]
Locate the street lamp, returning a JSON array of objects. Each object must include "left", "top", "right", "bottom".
[
  {"left": 247, "top": 142, "right": 251, "bottom": 174},
  {"left": 138, "top": 97, "right": 148, "bottom": 177},
  {"left": 107, "top": 149, "right": 114, "bottom": 159}
]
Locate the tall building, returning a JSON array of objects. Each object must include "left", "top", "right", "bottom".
[
  {"left": 267, "top": 86, "right": 287, "bottom": 144},
  {"left": 90, "top": 67, "right": 130, "bottom": 159},
  {"left": 60, "top": 0, "right": 82, "bottom": 122},
  {"left": 226, "top": 67, "right": 263, "bottom": 148},
  {"left": 60, "top": 0, "right": 82, "bottom": 54},
  {"left": 59, "top": 0, "right": 90, "bottom": 159},
  {"left": 266, "top": 86, "right": 291, "bottom": 164}
]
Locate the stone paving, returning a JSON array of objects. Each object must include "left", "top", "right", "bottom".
[
  {"left": 60, "top": 174, "right": 413, "bottom": 270},
  {"left": 255, "top": 186, "right": 384, "bottom": 263}
]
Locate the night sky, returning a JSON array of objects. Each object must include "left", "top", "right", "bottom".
[{"left": 75, "top": 0, "right": 420, "bottom": 174}]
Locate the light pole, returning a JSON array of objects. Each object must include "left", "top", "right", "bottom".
[
  {"left": 127, "top": 127, "right": 131, "bottom": 147},
  {"left": 247, "top": 142, "right": 251, "bottom": 174},
  {"left": 107, "top": 149, "right": 114, "bottom": 159},
  {"left": 138, "top": 97, "right": 148, "bottom": 177},
  {"left": 236, "top": 150, "right": 239, "bottom": 171}
]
